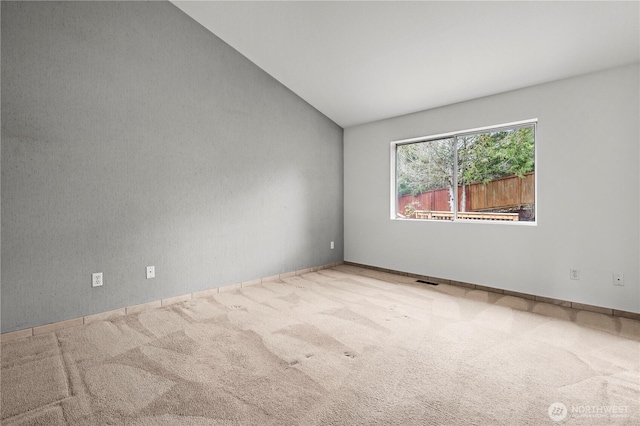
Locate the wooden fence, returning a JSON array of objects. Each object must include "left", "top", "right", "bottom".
[{"left": 398, "top": 172, "right": 534, "bottom": 217}]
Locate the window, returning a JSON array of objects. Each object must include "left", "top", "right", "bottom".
[{"left": 391, "top": 120, "right": 536, "bottom": 223}]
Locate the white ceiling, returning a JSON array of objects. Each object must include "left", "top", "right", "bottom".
[{"left": 172, "top": 1, "right": 640, "bottom": 128}]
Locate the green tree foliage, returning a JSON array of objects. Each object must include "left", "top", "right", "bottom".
[
  {"left": 397, "top": 126, "right": 534, "bottom": 199},
  {"left": 459, "top": 127, "right": 535, "bottom": 185},
  {"left": 397, "top": 138, "right": 453, "bottom": 196}
]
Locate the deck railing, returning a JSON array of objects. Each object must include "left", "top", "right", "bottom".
[{"left": 413, "top": 210, "right": 519, "bottom": 221}]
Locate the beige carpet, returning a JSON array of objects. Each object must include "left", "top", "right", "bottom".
[{"left": 2, "top": 265, "right": 639, "bottom": 425}]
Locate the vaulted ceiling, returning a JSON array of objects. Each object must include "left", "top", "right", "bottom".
[{"left": 172, "top": 1, "right": 640, "bottom": 128}]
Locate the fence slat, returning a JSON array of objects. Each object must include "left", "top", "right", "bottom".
[{"left": 398, "top": 172, "right": 534, "bottom": 217}]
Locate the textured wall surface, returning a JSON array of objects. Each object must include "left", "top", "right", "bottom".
[
  {"left": 1, "top": 1, "right": 343, "bottom": 333},
  {"left": 344, "top": 64, "right": 639, "bottom": 313}
]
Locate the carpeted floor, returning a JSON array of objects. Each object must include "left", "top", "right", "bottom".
[{"left": 2, "top": 265, "right": 639, "bottom": 425}]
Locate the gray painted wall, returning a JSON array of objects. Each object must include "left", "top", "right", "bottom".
[
  {"left": 344, "top": 64, "right": 639, "bottom": 314},
  {"left": 1, "top": 1, "right": 343, "bottom": 333}
]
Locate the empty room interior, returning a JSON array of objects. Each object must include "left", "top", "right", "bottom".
[{"left": 1, "top": 1, "right": 639, "bottom": 425}]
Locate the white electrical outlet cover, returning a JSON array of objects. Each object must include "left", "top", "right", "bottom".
[
  {"left": 146, "top": 266, "right": 155, "bottom": 279},
  {"left": 92, "top": 272, "right": 103, "bottom": 287}
]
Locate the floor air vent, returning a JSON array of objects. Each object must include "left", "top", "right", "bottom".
[{"left": 416, "top": 279, "right": 439, "bottom": 286}]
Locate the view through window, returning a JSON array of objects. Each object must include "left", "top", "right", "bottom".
[{"left": 394, "top": 121, "right": 536, "bottom": 223}]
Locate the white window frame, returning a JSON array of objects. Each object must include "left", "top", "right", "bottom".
[{"left": 390, "top": 119, "right": 537, "bottom": 225}]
